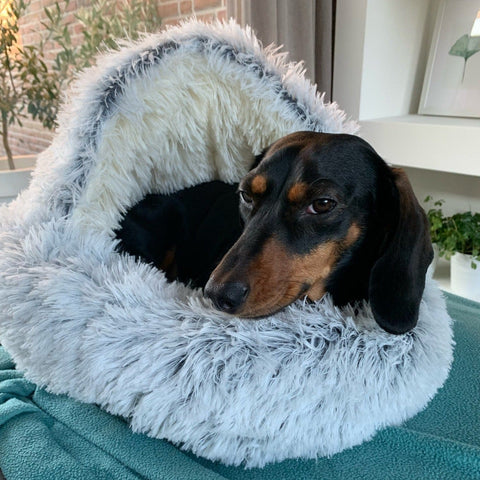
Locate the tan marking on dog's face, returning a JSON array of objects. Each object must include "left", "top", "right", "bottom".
[
  {"left": 250, "top": 175, "right": 267, "bottom": 195},
  {"left": 345, "top": 223, "right": 361, "bottom": 246},
  {"left": 305, "top": 223, "right": 361, "bottom": 301},
  {"left": 208, "top": 221, "right": 363, "bottom": 318},
  {"left": 287, "top": 182, "right": 308, "bottom": 203},
  {"left": 305, "top": 280, "right": 326, "bottom": 301},
  {"left": 234, "top": 238, "right": 339, "bottom": 317}
]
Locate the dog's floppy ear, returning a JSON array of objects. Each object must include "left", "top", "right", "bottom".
[{"left": 369, "top": 168, "right": 433, "bottom": 334}]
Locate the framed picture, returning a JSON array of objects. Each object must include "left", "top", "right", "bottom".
[{"left": 419, "top": 0, "right": 480, "bottom": 118}]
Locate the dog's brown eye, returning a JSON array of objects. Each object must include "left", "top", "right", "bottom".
[
  {"left": 239, "top": 191, "right": 253, "bottom": 204},
  {"left": 307, "top": 198, "right": 336, "bottom": 214}
]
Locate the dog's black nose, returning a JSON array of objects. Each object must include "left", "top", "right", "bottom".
[{"left": 205, "top": 281, "right": 249, "bottom": 314}]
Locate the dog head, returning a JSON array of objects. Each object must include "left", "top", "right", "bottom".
[{"left": 204, "top": 132, "right": 433, "bottom": 334}]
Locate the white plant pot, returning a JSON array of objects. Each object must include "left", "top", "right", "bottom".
[
  {"left": 427, "top": 243, "right": 439, "bottom": 279},
  {"left": 450, "top": 253, "right": 480, "bottom": 301},
  {"left": 0, "top": 155, "right": 36, "bottom": 205}
]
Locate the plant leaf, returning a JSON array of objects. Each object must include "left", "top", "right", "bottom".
[
  {"left": 449, "top": 34, "right": 480, "bottom": 60},
  {"left": 468, "top": 35, "right": 480, "bottom": 57}
]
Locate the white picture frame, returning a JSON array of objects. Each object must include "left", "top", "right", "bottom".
[{"left": 419, "top": 0, "right": 480, "bottom": 118}]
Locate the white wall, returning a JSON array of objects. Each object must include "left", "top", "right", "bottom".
[
  {"left": 403, "top": 166, "right": 480, "bottom": 215},
  {"left": 360, "top": 0, "right": 435, "bottom": 119},
  {"left": 334, "top": 0, "right": 480, "bottom": 216}
]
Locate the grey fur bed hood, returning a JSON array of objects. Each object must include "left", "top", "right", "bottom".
[{"left": 0, "top": 20, "right": 453, "bottom": 468}]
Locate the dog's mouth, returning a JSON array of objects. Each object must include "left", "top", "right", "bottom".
[
  {"left": 204, "top": 235, "right": 343, "bottom": 318},
  {"left": 233, "top": 304, "right": 290, "bottom": 320},
  {"left": 204, "top": 278, "right": 319, "bottom": 318}
]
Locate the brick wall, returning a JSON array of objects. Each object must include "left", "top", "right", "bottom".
[{"left": 2, "top": 0, "right": 227, "bottom": 158}]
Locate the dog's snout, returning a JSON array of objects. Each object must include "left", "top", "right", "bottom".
[{"left": 205, "top": 281, "right": 249, "bottom": 314}]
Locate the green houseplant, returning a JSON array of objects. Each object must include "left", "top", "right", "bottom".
[
  {"left": 1, "top": 0, "right": 161, "bottom": 171},
  {"left": 425, "top": 196, "right": 480, "bottom": 301},
  {"left": 1, "top": 0, "right": 59, "bottom": 170}
]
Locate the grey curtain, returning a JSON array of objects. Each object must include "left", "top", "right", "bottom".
[{"left": 227, "top": 0, "right": 335, "bottom": 101}]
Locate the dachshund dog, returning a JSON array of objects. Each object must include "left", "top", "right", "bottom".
[
  {"left": 116, "top": 132, "right": 433, "bottom": 334},
  {"left": 204, "top": 132, "right": 433, "bottom": 334}
]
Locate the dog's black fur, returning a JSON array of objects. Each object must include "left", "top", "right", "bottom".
[
  {"left": 115, "top": 132, "right": 433, "bottom": 334},
  {"left": 115, "top": 181, "right": 242, "bottom": 288}
]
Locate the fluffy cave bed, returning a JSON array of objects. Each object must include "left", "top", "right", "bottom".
[{"left": 0, "top": 21, "right": 453, "bottom": 468}]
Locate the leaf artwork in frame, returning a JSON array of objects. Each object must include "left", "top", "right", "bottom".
[
  {"left": 419, "top": 1, "right": 480, "bottom": 118},
  {"left": 449, "top": 33, "right": 480, "bottom": 82}
]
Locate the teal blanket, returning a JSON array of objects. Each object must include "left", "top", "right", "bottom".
[{"left": 1, "top": 293, "right": 479, "bottom": 480}]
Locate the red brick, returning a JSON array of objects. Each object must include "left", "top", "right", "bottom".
[
  {"left": 195, "top": 12, "right": 215, "bottom": 22},
  {"left": 180, "top": 1, "right": 193, "bottom": 15},
  {"left": 27, "top": 0, "right": 42, "bottom": 9},
  {"left": 162, "top": 18, "right": 183, "bottom": 28},
  {"left": 65, "top": 0, "right": 78, "bottom": 12},
  {"left": 216, "top": 9, "right": 227, "bottom": 21},
  {"left": 193, "top": 0, "right": 222, "bottom": 10},
  {"left": 63, "top": 12, "right": 75, "bottom": 24},
  {"left": 157, "top": 2, "right": 179, "bottom": 19},
  {"left": 72, "top": 23, "right": 83, "bottom": 35}
]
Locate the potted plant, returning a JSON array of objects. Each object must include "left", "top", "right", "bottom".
[
  {"left": 0, "top": 0, "right": 160, "bottom": 203},
  {"left": 425, "top": 196, "right": 480, "bottom": 301},
  {"left": 0, "top": 0, "right": 57, "bottom": 202}
]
